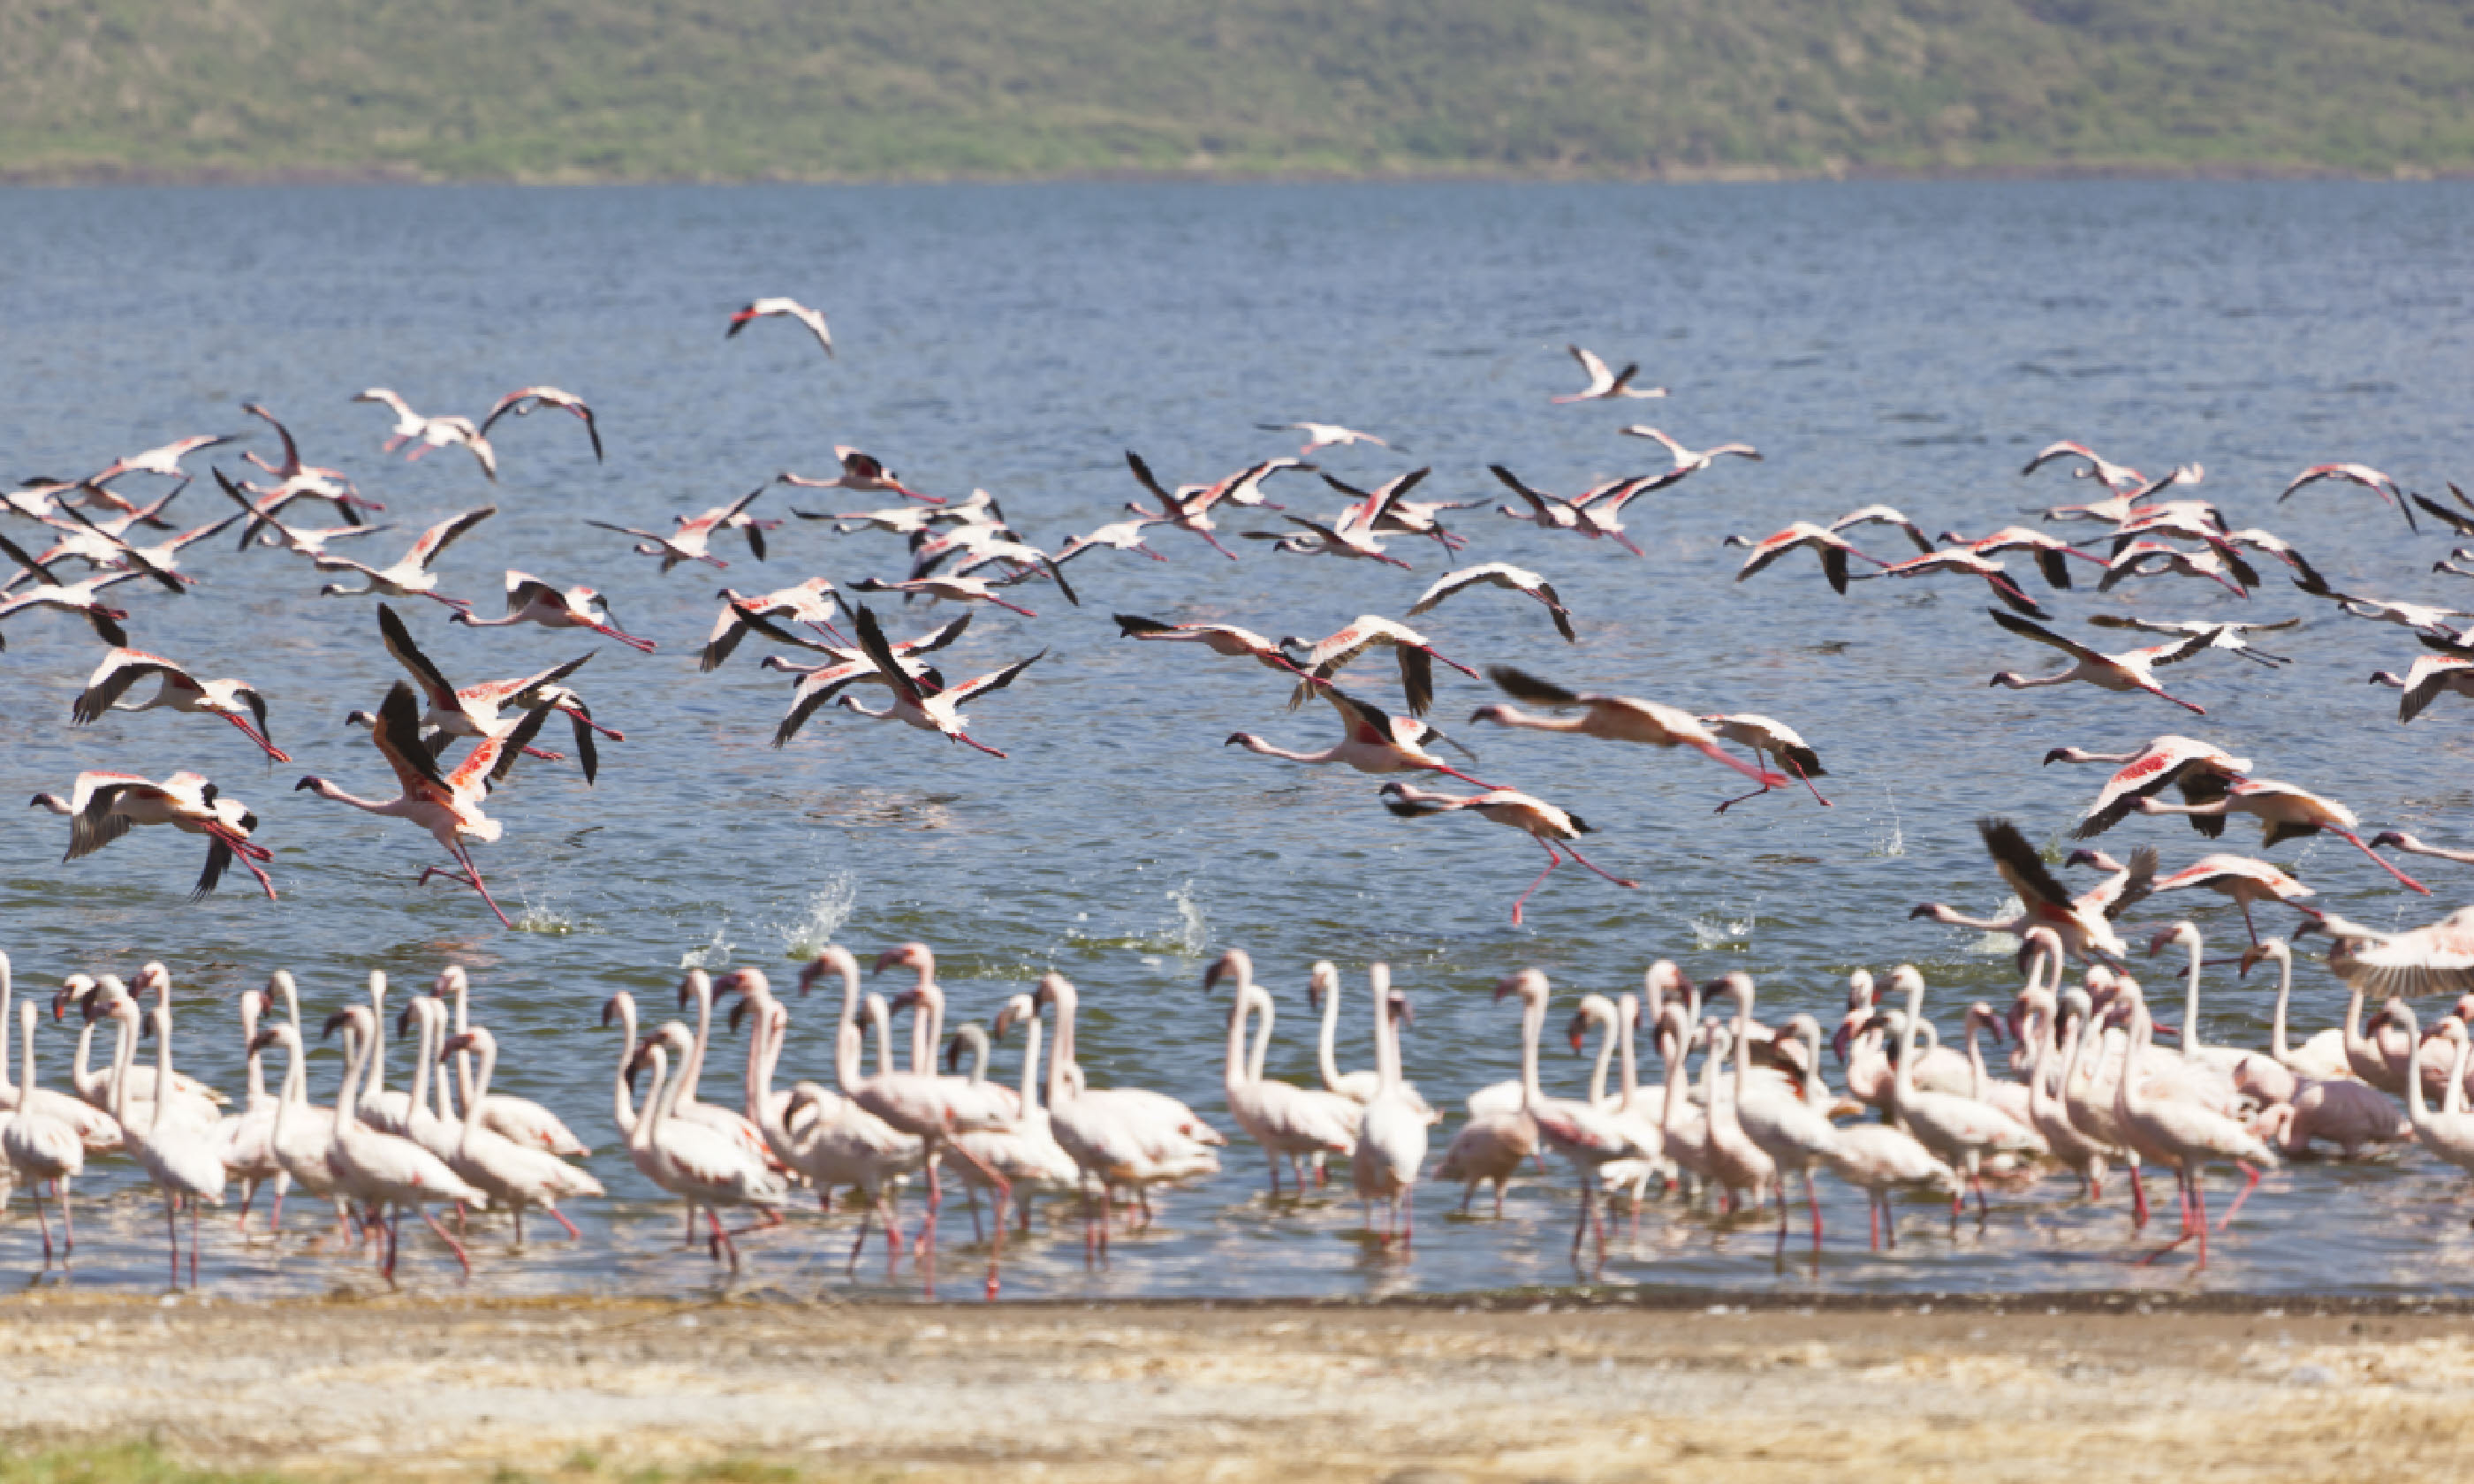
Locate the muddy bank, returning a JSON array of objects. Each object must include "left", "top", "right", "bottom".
[{"left": 3, "top": 1293, "right": 2471, "bottom": 1480}]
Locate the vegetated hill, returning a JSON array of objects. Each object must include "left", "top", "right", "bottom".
[{"left": 4, "top": 0, "right": 2472, "bottom": 182}]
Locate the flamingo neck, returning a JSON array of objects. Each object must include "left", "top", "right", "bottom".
[
  {"left": 640, "top": 1046, "right": 672, "bottom": 1144},
  {"left": 2119, "top": 1002, "right": 2153, "bottom": 1118},
  {"left": 1314, "top": 975, "right": 1344, "bottom": 1093},
  {"left": 1515, "top": 988, "right": 1545, "bottom": 1107},
  {"left": 406, "top": 1002, "right": 435, "bottom": 1126},
  {"left": 609, "top": 996, "right": 639, "bottom": 1134},
  {"left": 1616, "top": 996, "right": 1642, "bottom": 1112},
  {"left": 1222, "top": 985, "right": 1252, "bottom": 1093},
  {"left": 1896, "top": 976, "right": 1924, "bottom": 1105},
  {"left": 460, "top": 1036, "right": 497, "bottom": 1155},
  {"left": 678, "top": 975, "right": 712, "bottom": 1105},
  {"left": 2269, "top": 952, "right": 2295, "bottom": 1062},
  {"left": 1587, "top": 1008, "right": 1615, "bottom": 1107},
  {"left": 16, "top": 1003, "right": 36, "bottom": 1112},
  {"left": 2180, "top": 933, "right": 2207, "bottom": 1057},
  {"left": 2406, "top": 1021, "right": 2434, "bottom": 1125},
  {"left": 1660, "top": 1011, "right": 1689, "bottom": 1132},
  {"left": 1019, "top": 1018, "right": 1044, "bottom": 1115}
]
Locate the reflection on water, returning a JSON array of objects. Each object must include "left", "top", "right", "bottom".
[{"left": 4, "top": 178, "right": 2474, "bottom": 1298}]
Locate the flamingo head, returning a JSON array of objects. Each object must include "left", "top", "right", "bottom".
[
  {"left": 1202, "top": 949, "right": 1252, "bottom": 995},
  {"left": 1467, "top": 704, "right": 1517, "bottom": 726},
  {"left": 440, "top": 1028, "right": 488, "bottom": 1060},
  {"left": 1305, "top": 961, "right": 1338, "bottom": 1011},
  {"left": 1388, "top": 989, "right": 1414, "bottom": 1032},
  {"left": 1491, "top": 968, "right": 1548, "bottom": 1005},
  {"left": 2146, "top": 922, "right": 2199, "bottom": 958},
  {"left": 675, "top": 968, "right": 710, "bottom": 1011},
  {"left": 873, "top": 942, "right": 932, "bottom": 978},
  {"left": 320, "top": 1005, "right": 363, "bottom": 1041},
  {"left": 798, "top": 945, "right": 859, "bottom": 997},
  {"left": 2237, "top": 940, "right": 2288, "bottom": 977},
  {"left": 991, "top": 994, "right": 1036, "bottom": 1041}
]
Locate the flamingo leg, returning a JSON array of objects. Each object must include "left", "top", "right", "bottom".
[
  {"left": 551, "top": 1206, "right": 581, "bottom": 1240},
  {"left": 2192, "top": 1177, "right": 2212, "bottom": 1269},
  {"left": 1868, "top": 1192, "right": 1881, "bottom": 1253},
  {"left": 1560, "top": 842, "right": 1640, "bottom": 890},
  {"left": 166, "top": 1199, "right": 179, "bottom": 1289},
  {"left": 1783, "top": 753, "right": 1832, "bottom": 806},
  {"left": 2334, "top": 829, "right": 2431, "bottom": 894},
  {"left": 2128, "top": 1163, "right": 2150, "bottom": 1229},
  {"left": 2146, "top": 685, "right": 2207, "bottom": 716},
  {"left": 590, "top": 624, "right": 658, "bottom": 653},
  {"left": 1195, "top": 529, "right": 1241, "bottom": 562},
  {"left": 32, "top": 1186, "right": 53, "bottom": 1266},
  {"left": 1807, "top": 1171, "right": 1825, "bottom": 1255},
  {"left": 950, "top": 731, "right": 1009, "bottom": 759},
  {"left": 190, "top": 1201, "right": 201, "bottom": 1288},
  {"left": 1713, "top": 762, "right": 1780, "bottom": 814},
  {"left": 1510, "top": 841, "right": 1563, "bottom": 925},
  {"left": 444, "top": 839, "right": 514, "bottom": 927},
  {"left": 2220, "top": 1162, "right": 2265, "bottom": 1230},
  {"left": 1427, "top": 762, "right": 1503, "bottom": 791}
]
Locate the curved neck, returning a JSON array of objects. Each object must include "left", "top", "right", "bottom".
[
  {"left": 17, "top": 1002, "right": 37, "bottom": 1106},
  {"left": 1223, "top": 988, "right": 1252, "bottom": 1091},
  {"left": 2408, "top": 1028, "right": 2434, "bottom": 1124},
  {"left": 1660, "top": 1011, "right": 1690, "bottom": 1130},
  {"left": 240, "top": 997, "right": 268, "bottom": 1106},
  {"left": 364, "top": 975, "right": 391, "bottom": 1109},
  {"left": 1587, "top": 1011, "right": 1616, "bottom": 1106},
  {"left": 333, "top": 1019, "right": 367, "bottom": 1129},
  {"left": 1515, "top": 988, "right": 1545, "bottom": 1104},
  {"left": 460, "top": 1035, "right": 497, "bottom": 1147},
  {"left": 72, "top": 1016, "right": 99, "bottom": 1098},
  {"left": 637, "top": 1047, "right": 672, "bottom": 1147},
  {"left": 1896, "top": 977, "right": 1924, "bottom": 1102},
  {"left": 1965, "top": 1014, "right": 1991, "bottom": 1101},
  {"left": 2119, "top": 1003, "right": 2153, "bottom": 1118},
  {"left": 2451, "top": 1036, "right": 2472, "bottom": 1118},
  {"left": 108, "top": 1009, "right": 135, "bottom": 1126},
  {"left": 1616, "top": 997, "right": 1642, "bottom": 1110}
]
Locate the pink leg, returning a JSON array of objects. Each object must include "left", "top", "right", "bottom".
[
  {"left": 2220, "top": 1162, "right": 2265, "bottom": 1230},
  {"left": 2192, "top": 1177, "right": 2212, "bottom": 1269},
  {"left": 446, "top": 841, "right": 514, "bottom": 927},
  {"left": 422, "top": 1207, "right": 472, "bottom": 1276},
  {"left": 32, "top": 1186, "right": 54, "bottom": 1265},
  {"left": 1868, "top": 1193, "right": 1881, "bottom": 1253},
  {"left": 1510, "top": 842, "right": 1562, "bottom": 925},
  {"left": 190, "top": 1202, "right": 201, "bottom": 1288},
  {"left": 1808, "top": 1171, "right": 1825, "bottom": 1254},
  {"left": 2336, "top": 829, "right": 2431, "bottom": 894},
  {"left": 1428, "top": 762, "right": 1503, "bottom": 790},
  {"left": 1785, "top": 754, "right": 1832, "bottom": 806},
  {"left": 591, "top": 623, "right": 658, "bottom": 653},
  {"left": 1560, "top": 842, "right": 1641, "bottom": 890},
  {"left": 951, "top": 731, "right": 1009, "bottom": 759},
  {"left": 1197, "top": 529, "right": 1241, "bottom": 561},
  {"left": 2129, "top": 1164, "right": 2150, "bottom": 1229},
  {"left": 551, "top": 1206, "right": 582, "bottom": 1240}
]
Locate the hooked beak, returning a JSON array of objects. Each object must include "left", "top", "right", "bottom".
[
  {"left": 321, "top": 1009, "right": 355, "bottom": 1041},
  {"left": 1829, "top": 1019, "right": 1854, "bottom": 1064}
]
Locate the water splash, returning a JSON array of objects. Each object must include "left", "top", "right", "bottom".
[
  {"left": 679, "top": 920, "right": 735, "bottom": 970},
  {"left": 1164, "top": 881, "right": 1208, "bottom": 958},
  {"left": 1868, "top": 784, "right": 1906, "bottom": 858},
  {"left": 512, "top": 903, "right": 584, "bottom": 935},
  {"left": 1689, "top": 907, "right": 1757, "bottom": 950},
  {"left": 1966, "top": 895, "right": 2026, "bottom": 956},
  {"left": 778, "top": 874, "right": 858, "bottom": 958}
]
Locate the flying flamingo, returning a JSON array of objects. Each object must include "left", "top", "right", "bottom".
[
  {"left": 70, "top": 647, "right": 285, "bottom": 761},
  {"left": 734, "top": 606, "right": 971, "bottom": 746},
  {"left": 234, "top": 402, "right": 369, "bottom": 508},
  {"left": 1721, "top": 522, "right": 1884, "bottom": 594},
  {"left": 2280, "top": 461, "right": 2413, "bottom": 529},
  {"left": 315, "top": 506, "right": 494, "bottom": 608},
  {"left": 1850, "top": 548, "right": 2049, "bottom": 616},
  {"left": 2371, "top": 651, "right": 2474, "bottom": 724},
  {"left": 2144, "top": 854, "right": 2314, "bottom": 943},
  {"left": 2372, "top": 831, "right": 2474, "bottom": 868},
  {"left": 370, "top": 604, "right": 609, "bottom": 780},
  {"left": 1278, "top": 615, "right": 1476, "bottom": 717},
  {"left": 353, "top": 390, "right": 497, "bottom": 481},
  {"left": 1551, "top": 345, "right": 1665, "bottom": 403},
  {"left": 1488, "top": 465, "right": 1587, "bottom": 534},
  {"left": 2094, "top": 541, "right": 2257, "bottom": 598},
  {"left": 0, "top": 530, "right": 140, "bottom": 644},
  {"left": 588, "top": 486, "right": 774, "bottom": 572},
  {"left": 1352, "top": 964, "right": 1427, "bottom": 1247},
  {"left": 1123, "top": 450, "right": 1245, "bottom": 560},
  {"left": 2088, "top": 614, "right": 2296, "bottom": 667},
  {"left": 211, "top": 469, "right": 385, "bottom": 556},
  {"left": 1113, "top": 614, "right": 1310, "bottom": 678},
  {"left": 830, "top": 603, "right": 1043, "bottom": 758},
  {"left": 477, "top": 386, "right": 602, "bottom": 462},
  {"left": 1936, "top": 526, "right": 2106, "bottom": 588},
  {"left": 1985, "top": 608, "right": 2213, "bottom": 713},
  {"left": 1696, "top": 714, "right": 1831, "bottom": 812},
  {"left": 1828, "top": 504, "right": 1937, "bottom": 555},
  {"left": 1228, "top": 685, "right": 1497, "bottom": 789},
  {"left": 726, "top": 298, "right": 834, "bottom": 356},
  {"left": 1052, "top": 517, "right": 1170, "bottom": 567},
  {"left": 701, "top": 578, "right": 846, "bottom": 670},
  {"left": 2043, "top": 734, "right": 2250, "bottom": 840},
  {"left": 1378, "top": 783, "right": 1638, "bottom": 924},
  {"left": 1407, "top": 562, "right": 1576, "bottom": 641},
  {"left": 452, "top": 570, "right": 656, "bottom": 650},
  {"left": 2022, "top": 440, "right": 2147, "bottom": 492},
  {"left": 1257, "top": 420, "right": 1390, "bottom": 455},
  {"left": 81, "top": 434, "right": 235, "bottom": 495},
  {"left": 30, "top": 769, "right": 275, "bottom": 900},
  {"left": 777, "top": 446, "right": 939, "bottom": 504},
  {"left": 2131, "top": 779, "right": 2429, "bottom": 894},
  {"left": 1468, "top": 666, "right": 1786, "bottom": 791},
  {"left": 292, "top": 680, "right": 556, "bottom": 925},
  {"left": 846, "top": 570, "right": 1055, "bottom": 618},
  {"left": 2292, "top": 905, "right": 2474, "bottom": 1002},
  {"left": 1620, "top": 425, "right": 1762, "bottom": 474},
  {"left": 1320, "top": 470, "right": 1479, "bottom": 551}
]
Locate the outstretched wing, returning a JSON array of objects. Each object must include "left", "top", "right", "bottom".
[
  {"left": 409, "top": 506, "right": 497, "bottom": 569},
  {"left": 948, "top": 648, "right": 1047, "bottom": 705},
  {"left": 1124, "top": 451, "right": 1180, "bottom": 516},
  {"left": 72, "top": 648, "right": 181, "bottom": 725},
  {"left": 852, "top": 602, "right": 929, "bottom": 708},
  {"left": 1988, "top": 607, "right": 2103, "bottom": 666},
  {"left": 1486, "top": 665, "right": 1586, "bottom": 708},
  {"left": 377, "top": 602, "right": 461, "bottom": 709},
  {"left": 1978, "top": 815, "right": 2074, "bottom": 913},
  {"left": 372, "top": 681, "right": 452, "bottom": 796}
]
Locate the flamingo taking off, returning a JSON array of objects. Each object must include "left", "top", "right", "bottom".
[
  {"left": 832, "top": 602, "right": 1044, "bottom": 759},
  {"left": 1113, "top": 614, "right": 1309, "bottom": 678},
  {"left": 778, "top": 446, "right": 938, "bottom": 504},
  {"left": 315, "top": 505, "right": 494, "bottom": 609},
  {"left": 2133, "top": 780, "right": 2429, "bottom": 894},
  {"left": 588, "top": 487, "right": 773, "bottom": 572},
  {"left": 2044, "top": 734, "right": 2251, "bottom": 839},
  {"left": 1911, "top": 816, "right": 2148, "bottom": 961},
  {"left": 1229, "top": 685, "right": 1496, "bottom": 789},
  {"left": 1256, "top": 421, "right": 1390, "bottom": 455},
  {"left": 1468, "top": 666, "right": 1787, "bottom": 791},
  {"left": 2146, "top": 853, "right": 2315, "bottom": 944},
  {"left": 1377, "top": 783, "right": 1637, "bottom": 924},
  {"left": 70, "top": 647, "right": 285, "bottom": 762},
  {"left": 1408, "top": 562, "right": 1576, "bottom": 642},
  {"left": 1278, "top": 615, "right": 1476, "bottom": 717},
  {"left": 30, "top": 769, "right": 275, "bottom": 900},
  {"left": 1723, "top": 522, "right": 1883, "bottom": 594},
  {"left": 453, "top": 570, "right": 656, "bottom": 650},
  {"left": 1985, "top": 608, "right": 2213, "bottom": 713}
]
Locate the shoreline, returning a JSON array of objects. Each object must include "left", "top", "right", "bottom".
[{"left": 4, "top": 1291, "right": 2471, "bottom": 1480}]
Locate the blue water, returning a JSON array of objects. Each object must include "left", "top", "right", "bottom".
[{"left": 3, "top": 179, "right": 2473, "bottom": 1298}]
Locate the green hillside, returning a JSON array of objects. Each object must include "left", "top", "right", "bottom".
[{"left": 4, "top": 0, "right": 2472, "bottom": 182}]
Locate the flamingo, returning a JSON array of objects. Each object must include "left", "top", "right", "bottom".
[
  {"left": 1876, "top": 966, "right": 2043, "bottom": 1223},
  {"left": 1487, "top": 465, "right": 1586, "bottom": 534},
  {"left": 665, "top": 970, "right": 781, "bottom": 1165},
  {"left": 1202, "top": 950, "right": 1359, "bottom": 1197},
  {"left": 80, "top": 433, "right": 235, "bottom": 492},
  {"left": 1029, "top": 972, "right": 1222, "bottom": 1260},
  {"left": 726, "top": 298, "right": 833, "bottom": 356},
  {"left": 2293, "top": 905, "right": 2474, "bottom": 1002},
  {"left": 292, "top": 680, "right": 556, "bottom": 926},
  {"left": 1257, "top": 420, "right": 1390, "bottom": 454},
  {"left": 232, "top": 404, "right": 373, "bottom": 520},
  {"left": 0, "top": 958, "right": 119, "bottom": 1155},
  {"left": 1352, "top": 965, "right": 1426, "bottom": 1246},
  {"left": 435, "top": 1027, "right": 603, "bottom": 1245},
  {"left": 247, "top": 1017, "right": 345, "bottom": 1236},
  {"left": 588, "top": 487, "right": 774, "bottom": 572},
  {"left": 2133, "top": 779, "right": 2428, "bottom": 894},
  {"left": 1720, "top": 975, "right": 1845, "bottom": 1255},
  {"left": 1620, "top": 425, "right": 1761, "bottom": 474},
  {"left": 1694, "top": 714, "right": 1830, "bottom": 812},
  {"left": 1321, "top": 470, "right": 1480, "bottom": 551},
  {"left": 1112, "top": 614, "right": 1309, "bottom": 678},
  {"left": 53, "top": 972, "right": 225, "bottom": 1119},
  {"left": 1937, "top": 526, "right": 2106, "bottom": 587},
  {"left": 1407, "top": 562, "right": 1576, "bottom": 641},
  {"left": 0, "top": 530, "right": 140, "bottom": 645},
  {"left": 728, "top": 968, "right": 926, "bottom": 1268},
  {"left": 701, "top": 579, "right": 846, "bottom": 671},
  {"left": 1847, "top": 547, "right": 2052, "bottom": 616},
  {"left": 830, "top": 602, "right": 1044, "bottom": 759},
  {"left": 353, "top": 390, "right": 496, "bottom": 481},
  {"left": 95, "top": 996, "right": 226, "bottom": 1287},
  {"left": 69, "top": 647, "right": 285, "bottom": 762},
  {"left": 1378, "top": 782, "right": 1638, "bottom": 924},
  {"left": 2022, "top": 440, "right": 2147, "bottom": 493},
  {"left": 1122, "top": 450, "right": 1243, "bottom": 560},
  {"left": 2109, "top": 989, "right": 2276, "bottom": 1268},
  {"left": 30, "top": 769, "right": 275, "bottom": 900},
  {"left": 2372, "top": 830, "right": 2474, "bottom": 867},
  {"left": 2399, "top": 1011, "right": 2474, "bottom": 1178},
  {"left": 1911, "top": 816, "right": 2146, "bottom": 961},
  {"left": 1304, "top": 961, "right": 1437, "bottom": 1120},
  {"left": 846, "top": 569, "right": 1059, "bottom": 618},
  {"left": 626, "top": 1024, "right": 791, "bottom": 1270},
  {"left": 2144, "top": 854, "right": 2314, "bottom": 943},
  {"left": 1552, "top": 345, "right": 1665, "bottom": 402},
  {"left": 428, "top": 966, "right": 588, "bottom": 1156},
  {"left": 2094, "top": 541, "right": 2256, "bottom": 598},
  {"left": 1052, "top": 517, "right": 1170, "bottom": 567},
  {"left": 1828, "top": 504, "right": 1937, "bottom": 556},
  {"left": 2280, "top": 462, "right": 2413, "bottom": 529},
  {"left": 2087, "top": 614, "right": 2297, "bottom": 667},
  {"left": 1469, "top": 666, "right": 1787, "bottom": 791},
  {"left": 944, "top": 1011, "right": 1081, "bottom": 1233},
  {"left": 46, "top": 503, "right": 237, "bottom": 590},
  {"left": 1495, "top": 970, "right": 1644, "bottom": 1264},
  {"left": 2370, "top": 651, "right": 2474, "bottom": 723},
  {"left": 1245, "top": 487, "right": 1417, "bottom": 568},
  {"left": 2022, "top": 978, "right": 2112, "bottom": 1200},
  {"left": 315, "top": 506, "right": 494, "bottom": 609},
  {"left": 2043, "top": 734, "right": 2250, "bottom": 840},
  {"left": 4, "top": 1000, "right": 84, "bottom": 1268},
  {"left": 451, "top": 570, "right": 656, "bottom": 650},
  {"left": 1228, "top": 684, "right": 1498, "bottom": 789},
  {"left": 1721, "top": 522, "right": 1882, "bottom": 594},
  {"left": 777, "top": 446, "right": 938, "bottom": 504},
  {"left": 216, "top": 988, "right": 291, "bottom": 1230},
  {"left": 1276, "top": 616, "right": 1474, "bottom": 718},
  {"left": 1986, "top": 609, "right": 2214, "bottom": 713},
  {"left": 740, "top": 608, "right": 972, "bottom": 747},
  {"left": 211, "top": 469, "right": 387, "bottom": 556},
  {"left": 477, "top": 386, "right": 602, "bottom": 462}
]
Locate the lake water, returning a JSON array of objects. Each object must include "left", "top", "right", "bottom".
[{"left": 4, "top": 179, "right": 2474, "bottom": 1300}]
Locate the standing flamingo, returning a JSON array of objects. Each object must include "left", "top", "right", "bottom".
[
  {"left": 3, "top": 1001, "right": 83, "bottom": 1268},
  {"left": 1353, "top": 965, "right": 1427, "bottom": 1246},
  {"left": 2110, "top": 990, "right": 2277, "bottom": 1268},
  {"left": 1203, "top": 950, "right": 1359, "bottom": 1197}
]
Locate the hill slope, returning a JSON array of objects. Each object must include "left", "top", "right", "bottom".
[{"left": 4, "top": 0, "right": 2472, "bottom": 181}]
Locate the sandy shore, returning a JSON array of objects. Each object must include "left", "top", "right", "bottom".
[{"left": 3, "top": 1291, "right": 2471, "bottom": 1480}]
